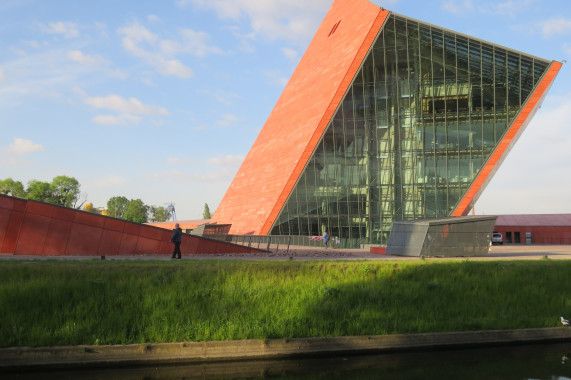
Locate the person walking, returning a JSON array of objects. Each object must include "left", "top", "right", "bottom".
[
  {"left": 323, "top": 230, "right": 329, "bottom": 249},
  {"left": 170, "top": 223, "right": 182, "bottom": 259}
]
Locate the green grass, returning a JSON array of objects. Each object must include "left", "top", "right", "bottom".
[{"left": 0, "top": 259, "right": 569, "bottom": 347}]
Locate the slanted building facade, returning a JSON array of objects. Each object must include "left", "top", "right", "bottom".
[
  {"left": 212, "top": 0, "right": 562, "bottom": 248},
  {"left": 386, "top": 216, "right": 497, "bottom": 257}
]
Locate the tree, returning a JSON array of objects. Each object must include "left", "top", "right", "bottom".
[
  {"left": 203, "top": 202, "right": 212, "bottom": 219},
  {"left": 26, "top": 180, "right": 52, "bottom": 203},
  {"left": 50, "top": 175, "right": 81, "bottom": 208},
  {"left": 0, "top": 178, "right": 26, "bottom": 198},
  {"left": 149, "top": 206, "right": 169, "bottom": 222},
  {"left": 123, "top": 199, "right": 149, "bottom": 223},
  {"left": 24, "top": 175, "right": 82, "bottom": 207},
  {"left": 106, "top": 196, "right": 129, "bottom": 219}
]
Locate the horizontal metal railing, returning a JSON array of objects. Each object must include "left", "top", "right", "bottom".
[{"left": 204, "top": 234, "right": 341, "bottom": 253}]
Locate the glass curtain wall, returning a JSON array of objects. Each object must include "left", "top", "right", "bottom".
[{"left": 270, "top": 14, "right": 550, "bottom": 248}]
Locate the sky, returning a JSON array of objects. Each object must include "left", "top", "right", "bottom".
[{"left": 1, "top": 0, "right": 570, "bottom": 220}]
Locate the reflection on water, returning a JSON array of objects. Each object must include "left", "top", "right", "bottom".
[{"left": 5, "top": 342, "right": 571, "bottom": 380}]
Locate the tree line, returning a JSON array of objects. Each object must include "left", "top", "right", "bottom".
[{"left": 0, "top": 176, "right": 171, "bottom": 223}]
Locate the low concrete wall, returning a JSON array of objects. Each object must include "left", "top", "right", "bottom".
[{"left": 1, "top": 327, "right": 570, "bottom": 370}]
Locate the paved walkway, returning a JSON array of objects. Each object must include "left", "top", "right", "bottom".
[{"left": 1, "top": 245, "right": 570, "bottom": 261}]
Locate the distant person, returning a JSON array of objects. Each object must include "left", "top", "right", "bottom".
[
  {"left": 170, "top": 223, "right": 182, "bottom": 259},
  {"left": 323, "top": 231, "right": 329, "bottom": 249}
]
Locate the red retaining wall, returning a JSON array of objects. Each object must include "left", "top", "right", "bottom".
[{"left": 0, "top": 195, "right": 264, "bottom": 256}]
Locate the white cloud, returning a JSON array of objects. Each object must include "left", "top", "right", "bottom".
[
  {"left": 156, "top": 29, "right": 223, "bottom": 57},
  {"left": 486, "top": 0, "right": 534, "bottom": 17},
  {"left": 179, "top": 29, "right": 224, "bottom": 57},
  {"left": 5, "top": 138, "right": 44, "bottom": 156},
  {"left": 207, "top": 154, "right": 244, "bottom": 167},
  {"left": 217, "top": 113, "right": 238, "bottom": 126},
  {"left": 181, "top": 0, "right": 331, "bottom": 44},
  {"left": 67, "top": 50, "right": 109, "bottom": 66},
  {"left": 214, "top": 90, "right": 241, "bottom": 105},
  {"left": 167, "top": 157, "right": 193, "bottom": 164},
  {"left": 442, "top": 0, "right": 474, "bottom": 14},
  {"left": 144, "top": 169, "right": 235, "bottom": 183},
  {"left": 41, "top": 21, "right": 79, "bottom": 38},
  {"left": 85, "top": 94, "right": 170, "bottom": 116},
  {"left": 72, "top": 87, "right": 88, "bottom": 98},
  {"left": 282, "top": 47, "right": 298, "bottom": 61},
  {"left": 119, "top": 23, "right": 192, "bottom": 78},
  {"left": 118, "top": 22, "right": 222, "bottom": 78},
  {"left": 87, "top": 175, "right": 128, "bottom": 188},
  {"left": 0, "top": 54, "right": 72, "bottom": 106},
  {"left": 0, "top": 68, "right": 4, "bottom": 81},
  {"left": 539, "top": 17, "right": 571, "bottom": 38},
  {"left": 67, "top": 50, "right": 127, "bottom": 79},
  {"left": 147, "top": 14, "right": 162, "bottom": 23},
  {"left": 119, "top": 22, "right": 157, "bottom": 44},
  {"left": 23, "top": 40, "right": 42, "bottom": 49},
  {"left": 263, "top": 70, "right": 288, "bottom": 86},
  {"left": 94, "top": 22, "right": 108, "bottom": 38},
  {"left": 92, "top": 114, "right": 142, "bottom": 125}
]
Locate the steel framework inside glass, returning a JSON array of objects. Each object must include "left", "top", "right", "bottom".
[{"left": 270, "top": 14, "right": 550, "bottom": 248}]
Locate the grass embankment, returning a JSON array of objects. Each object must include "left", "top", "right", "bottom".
[{"left": 0, "top": 259, "right": 569, "bottom": 347}]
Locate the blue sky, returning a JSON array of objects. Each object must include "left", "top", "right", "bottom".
[{"left": 1, "top": 0, "right": 570, "bottom": 220}]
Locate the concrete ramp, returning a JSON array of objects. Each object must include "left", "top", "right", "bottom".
[{"left": 0, "top": 195, "right": 265, "bottom": 256}]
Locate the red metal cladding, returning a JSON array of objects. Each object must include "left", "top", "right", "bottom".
[
  {"left": 103, "top": 218, "right": 126, "bottom": 233},
  {"left": 42, "top": 219, "right": 72, "bottom": 255},
  {"left": 184, "top": 236, "right": 200, "bottom": 254},
  {"left": 0, "top": 196, "right": 14, "bottom": 210},
  {"left": 139, "top": 226, "right": 166, "bottom": 240},
  {"left": 1, "top": 211, "right": 24, "bottom": 253},
  {"left": 15, "top": 213, "right": 51, "bottom": 255},
  {"left": 494, "top": 226, "right": 571, "bottom": 245},
  {"left": 118, "top": 234, "right": 139, "bottom": 255},
  {"left": 66, "top": 223, "right": 103, "bottom": 255},
  {"left": 159, "top": 241, "right": 174, "bottom": 255},
  {"left": 211, "top": 0, "right": 389, "bottom": 235},
  {"left": 453, "top": 61, "right": 563, "bottom": 216},
  {"left": 0, "top": 196, "right": 26, "bottom": 213},
  {"left": 74, "top": 211, "right": 106, "bottom": 228},
  {"left": 51, "top": 206, "right": 79, "bottom": 222},
  {"left": 0, "top": 207, "right": 11, "bottom": 251},
  {"left": 26, "top": 201, "right": 54, "bottom": 218},
  {"left": 0, "top": 195, "right": 267, "bottom": 256},
  {"left": 123, "top": 222, "right": 141, "bottom": 236},
  {"left": 98, "top": 230, "right": 123, "bottom": 255},
  {"left": 135, "top": 236, "right": 161, "bottom": 255}
]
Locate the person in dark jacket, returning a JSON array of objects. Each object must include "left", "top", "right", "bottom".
[{"left": 170, "top": 223, "right": 182, "bottom": 259}]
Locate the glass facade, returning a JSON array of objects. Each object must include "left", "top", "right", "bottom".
[{"left": 270, "top": 14, "right": 550, "bottom": 248}]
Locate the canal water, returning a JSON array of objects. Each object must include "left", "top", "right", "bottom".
[{"left": 6, "top": 342, "right": 571, "bottom": 379}]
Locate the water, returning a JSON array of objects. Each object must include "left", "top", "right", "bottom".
[{"left": 6, "top": 342, "right": 571, "bottom": 379}]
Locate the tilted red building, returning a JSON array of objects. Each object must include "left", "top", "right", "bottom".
[{"left": 214, "top": 0, "right": 562, "bottom": 248}]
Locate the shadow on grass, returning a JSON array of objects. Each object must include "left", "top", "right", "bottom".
[{"left": 300, "top": 260, "right": 570, "bottom": 336}]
